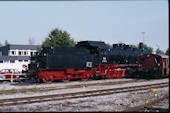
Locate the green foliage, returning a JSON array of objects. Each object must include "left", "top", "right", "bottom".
[
  {"left": 129, "top": 43, "right": 153, "bottom": 53},
  {"left": 0, "top": 40, "right": 10, "bottom": 47},
  {"left": 28, "top": 37, "right": 35, "bottom": 45},
  {"left": 129, "top": 44, "right": 137, "bottom": 48},
  {"left": 138, "top": 44, "right": 153, "bottom": 53},
  {"left": 42, "top": 28, "right": 76, "bottom": 47},
  {"left": 5, "top": 40, "right": 9, "bottom": 46},
  {"left": 165, "top": 48, "right": 169, "bottom": 55},
  {"left": 106, "top": 43, "right": 112, "bottom": 48},
  {"left": 155, "top": 48, "right": 165, "bottom": 54},
  {"left": 0, "top": 43, "right": 3, "bottom": 47}
]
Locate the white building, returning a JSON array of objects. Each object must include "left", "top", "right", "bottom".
[{"left": 0, "top": 44, "right": 39, "bottom": 72}]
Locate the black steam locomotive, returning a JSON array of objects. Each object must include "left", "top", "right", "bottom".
[{"left": 28, "top": 41, "right": 150, "bottom": 83}]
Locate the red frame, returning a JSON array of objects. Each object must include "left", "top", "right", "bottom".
[{"left": 36, "top": 64, "right": 126, "bottom": 83}]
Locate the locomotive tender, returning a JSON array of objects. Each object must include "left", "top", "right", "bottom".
[{"left": 28, "top": 41, "right": 151, "bottom": 83}]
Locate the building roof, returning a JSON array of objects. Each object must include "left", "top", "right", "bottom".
[
  {"left": 0, "top": 55, "right": 30, "bottom": 61},
  {"left": 0, "top": 44, "right": 40, "bottom": 50},
  {"left": 0, "top": 44, "right": 40, "bottom": 56}
]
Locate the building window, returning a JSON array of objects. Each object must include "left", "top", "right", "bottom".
[
  {"left": 24, "top": 60, "right": 28, "bottom": 62},
  {"left": 18, "top": 51, "right": 22, "bottom": 55},
  {"left": 11, "top": 51, "right": 16, "bottom": 55},
  {"left": 30, "top": 52, "right": 33, "bottom": 56},
  {"left": 24, "top": 51, "right": 28, "bottom": 55},
  {"left": 0, "top": 61, "right": 3, "bottom": 63},
  {"left": 10, "top": 60, "right": 15, "bottom": 63},
  {"left": 3, "top": 60, "right": 9, "bottom": 63},
  {"left": 19, "top": 60, "right": 23, "bottom": 62}
]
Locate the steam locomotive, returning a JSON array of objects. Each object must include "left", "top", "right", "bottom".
[{"left": 28, "top": 41, "right": 151, "bottom": 83}]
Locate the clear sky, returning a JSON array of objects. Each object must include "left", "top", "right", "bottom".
[{"left": 0, "top": 1, "right": 169, "bottom": 52}]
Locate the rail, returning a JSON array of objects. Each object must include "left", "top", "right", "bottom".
[
  {"left": 0, "top": 79, "right": 151, "bottom": 95},
  {"left": 0, "top": 82, "right": 168, "bottom": 106}
]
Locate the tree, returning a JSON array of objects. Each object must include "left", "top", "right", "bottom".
[
  {"left": 165, "top": 48, "right": 169, "bottom": 55},
  {"left": 28, "top": 37, "right": 35, "bottom": 45},
  {"left": 129, "top": 43, "right": 153, "bottom": 53},
  {"left": 42, "top": 28, "right": 76, "bottom": 47},
  {"left": 129, "top": 44, "right": 137, "bottom": 49},
  {"left": 5, "top": 40, "right": 9, "bottom": 46},
  {"left": 0, "top": 43, "right": 3, "bottom": 47},
  {"left": 106, "top": 43, "right": 112, "bottom": 48},
  {"left": 155, "top": 48, "right": 165, "bottom": 54},
  {"left": 138, "top": 44, "right": 153, "bottom": 53}
]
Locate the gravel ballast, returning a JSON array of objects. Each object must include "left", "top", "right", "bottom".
[{"left": 0, "top": 78, "right": 169, "bottom": 112}]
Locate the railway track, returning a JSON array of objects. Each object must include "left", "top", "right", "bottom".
[
  {"left": 1, "top": 78, "right": 167, "bottom": 95},
  {"left": 0, "top": 79, "right": 146, "bottom": 95},
  {"left": 0, "top": 82, "right": 168, "bottom": 106}
]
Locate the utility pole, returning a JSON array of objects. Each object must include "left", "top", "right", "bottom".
[{"left": 141, "top": 32, "right": 145, "bottom": 44}]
